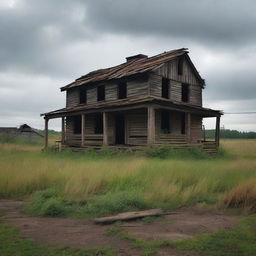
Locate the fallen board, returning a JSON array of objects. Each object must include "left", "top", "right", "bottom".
[{"left": 94, "top": 209, "right": 163, "bottom": 224}]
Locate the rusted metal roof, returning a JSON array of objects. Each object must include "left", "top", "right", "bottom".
[{"left": 61, "top": 48, "right": 204, "bottom": 91}]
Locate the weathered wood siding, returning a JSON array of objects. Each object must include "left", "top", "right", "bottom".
[
  {"left": 126, "top": 109, "right": 148, "bottom": 145},
  {"left": 66, "top": 89, "right": 79, "bottom": 107},
  {"left": 190, "top": 115, "right": 202, "bottom": 144},
  {"left": 149, "top": 58, "right": 202, "bottom": 106}
]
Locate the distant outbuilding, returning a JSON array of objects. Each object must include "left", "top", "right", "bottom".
[{"left": 0, "top": 124, "right": 43, "bottom": 139}]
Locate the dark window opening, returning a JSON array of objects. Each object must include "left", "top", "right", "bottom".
[
  {"left": 178, "top": 57, "right": 183, "bottom": 75},
  {"left": 161, "top": 78, "right": 169, "bottom": 99},
  {"left": 73, "top": 116, "right": 81, "bottom": 134},
  {"left": 94, "top": 114, "right": 103, "bottom": 134},
  {"left": 161, "top": 110, "right": 170, "bottom": 133},
  {"left": 181, "top": 113, "right": 186, "bottom": 134},
  {"left": 182, "top": 84, "right": 189, "bottom": 102},
  {"left": 79, "top": 89, "right": 87, "bottom": 104},
  {"left": 115, "top": 113, "right": 125, "bottom": 144},
  {"left": 118, "top": 82, "right": 127, "bottom": 99},
  {"left": 97, "top": 85, "right": 105, "bottom": 101}
]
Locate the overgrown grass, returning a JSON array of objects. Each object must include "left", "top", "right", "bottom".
[
  {"left": 0, "top": 140, "right": 256, "bottom": 217},
  {"left": 0, "top": 219, "right": 115, "bottom": 256},
  {"left": 175, "top": 214, "right": 256, "bottom": 256}
]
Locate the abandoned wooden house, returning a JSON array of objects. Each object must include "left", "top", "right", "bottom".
[
  {"left": 0, "top": 124, "right": 43, "bottom": 139},
  {"left": 41, "top": 48, "right": 222, "bottom": 153}
]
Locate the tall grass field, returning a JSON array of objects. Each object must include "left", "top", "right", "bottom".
[{"left": 0, "top": 139, "right": 256, "bottom": 217}]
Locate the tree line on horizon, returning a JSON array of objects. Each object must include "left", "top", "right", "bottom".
[{"left": 205, "top": 129, "right": 256, "bottom": 139}]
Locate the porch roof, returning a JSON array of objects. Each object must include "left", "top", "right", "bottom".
[{"left": 41, "top": 97, "right": 222, "bottom": 119}]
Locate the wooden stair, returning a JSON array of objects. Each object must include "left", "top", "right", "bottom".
[{"left": 202, "top": 141, "right": 218, "bottom": 155}]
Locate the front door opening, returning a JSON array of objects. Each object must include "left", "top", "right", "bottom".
[{"left": 115, "top": 113, "right": 125, "bottom": 144}]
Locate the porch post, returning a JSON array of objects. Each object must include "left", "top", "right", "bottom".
[
  {"left": 215, "top": 116, "right": 220, "bottom": 147},
  {"left": 44, "top": 118, "right": 49, "bottom": 149},
  {"left": 186, "top": 112, "right": 191, "bottom": 143},
  {"left": 61, "top": 117, "right": 65, "bottom": 144},
  {"left": 103, "top": 112, "right": 108, "bottom": 146},
  {"left": 147, "top": 106, "right": 155, "bottom": 145},
  {"left": 81, "top": 114, "right": 85, "bottom": 147}
]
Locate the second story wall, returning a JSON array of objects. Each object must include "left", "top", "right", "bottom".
[
  {"left": 66, "top": 75, "right": 149, "bottom": 107},
  {"left": 149, "top": 57, "right": 203, "bottom": 106}
]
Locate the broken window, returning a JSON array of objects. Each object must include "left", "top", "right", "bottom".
[
  {"left": 178, "top": 57, "right": 183, "bottom": 75},
  {"left": 97, "top": 85, "right": 105, "bottom": 101},
  {"left": 118, "top": 82, "right": 127, "bottom": 99},
  {"left": 181, "top": 84, "right": 189, "bottom": 102},
  {"left": 181, "top": 113, "right": 186, "bottom": 134},
  {"left": 94, "top": 114, "right": 103, "bottom": 134},
  {"left": 161, "top": 110, "right": 170, "bottom": 133},
  {"left": 73, "top": 116, "right": 81, "bottom": 134},
  {"left": 161, "top": 78, "right": 170, "bottom": 99},
  {"left": 79, "top": 89, "right": 87, "bottom": 104}
]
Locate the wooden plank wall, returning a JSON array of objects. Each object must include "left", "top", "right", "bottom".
[
  {"left": 149, "top": 58, "right": 202, "bottom": 106},
  {"left": 190, "top": 115, "right": 203, "bottom": 144},
  {"left": 126, "top": 109, "right": 148, "bottom": 145},
  {"left": 66, "top": 89, "right": 79, "bottom": 107}
]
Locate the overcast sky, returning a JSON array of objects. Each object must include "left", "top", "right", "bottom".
[{"left": 0, "top": 0, "right": 256, "bottom": 131}]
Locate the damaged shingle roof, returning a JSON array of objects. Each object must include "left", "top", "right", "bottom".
[{"left": 61, "top": 48, "right": 204, "bottom": 91}]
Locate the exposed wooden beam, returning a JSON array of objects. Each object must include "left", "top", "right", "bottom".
[
  {"left": 44, "top": 118, "right": 49, "bottom": 149},
  {"left": 147, "top": 106, "right": 156, "bottom": 144},
  {"left": 215, "top": 116, "right": 220, "bottom": 147},
  {"left": 103, "top": 112, "right": 108, "bottom": 146},
  {"left": 81, "top": 114, "right": 85, "bottom": 147}
]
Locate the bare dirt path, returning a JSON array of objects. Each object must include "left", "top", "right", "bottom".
[{"left": 0, "top": 200, "right": 239, "bottom": 256}]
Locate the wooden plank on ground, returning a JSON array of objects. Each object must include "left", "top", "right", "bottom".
[{"left": 94, "top": 209, "right": 163, "bottom": 224}]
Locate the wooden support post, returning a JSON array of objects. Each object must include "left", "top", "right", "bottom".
[
  {"left": 147, "top": 106, "right": 155, "bottom": 145},
  {"left": 186, "top": 112, "right": 191, "bottom": 143},
  {"left": 61, "top": 117, "right": 65, "bottom": 144},
  {"left": 81, "top": 114, "right": 85, "bottom": 147},
  {"left": 44, "top": 118, "right": 49, "bottom": 149},
  {"left": 215, "top": 116, "right": 220, "bottom": 147},
  {"left": 103, "top": 112, "right": 108, "bottom": 146}
]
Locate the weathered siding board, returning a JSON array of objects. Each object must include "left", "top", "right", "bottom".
[
  {"left": 106, "top": 83, "right": 118, "bottom": 101},
  {"left": 190, "top": 115, "right": 202, "bottom": 144},
  {"left": 127, "top": 80, "right": 149, "bottom": 98},
  {"left": 126, "top": 109, "right": 148, "bottom": 145},
  {"left": 66, "top": 89, "right": 79, "bottom": 107},
  {"left": 86, "top": 87, "right": 97, "bottom": 104}
]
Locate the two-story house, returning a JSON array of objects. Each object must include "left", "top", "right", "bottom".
[{"left": 41, "top": 48, "right": 222, "bottom": 153}]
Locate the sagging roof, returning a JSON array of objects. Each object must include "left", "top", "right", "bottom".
[
  {"left": 41, "top": 96, "right": 222, "bottom": 118},
  {"left": 61, "top": 48, "right": 205, "bottom": 91}
]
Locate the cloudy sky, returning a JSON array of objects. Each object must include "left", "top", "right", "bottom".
[{"left": 0, "top": 0, "right": 255, "bottom": 131}]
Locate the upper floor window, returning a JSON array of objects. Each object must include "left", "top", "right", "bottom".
[
  {"left": 178, "top": 57, "right": 184, "bottom": 75},
  {"left": 118, "top": 82, "right": 127, "bottom": 99},
  {"left": 181, "top": 84, "right": 189, "bottom": 102},
  {"left": 73, "top": 116, "right": 81, "bottom": 134},
  {"left": 94, "top": 113, "right": 103, "bottom": 134},
  {"left": 79, "top": 89, "right": 87, "bottom": 104},
  {"left": 161, "top": 78, "right": 169, "bottom": 99},
  {"left": 97, "top": 85, "right": 105, "bottom": 101}
]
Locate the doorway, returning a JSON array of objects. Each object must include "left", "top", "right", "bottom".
[{"left": 115, "top": 113, "right": 125, "bottom": 144}]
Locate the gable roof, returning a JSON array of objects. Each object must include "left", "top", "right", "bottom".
[{"left": 61, "top": 48, "right": 205, "bottom": 91}]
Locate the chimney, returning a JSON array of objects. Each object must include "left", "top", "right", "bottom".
[{"left": 126, "top": 54, "right": 148, "bottom": 62}]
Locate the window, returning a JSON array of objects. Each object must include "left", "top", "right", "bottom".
[
  {"left": 79, "top": 89, "right": 87, "bottom": 104},
  {"left": 97, "top": 85, "right": 105, "bottom": 101},
  {"left": 181, "top": 113, "right": 186, "bottom": 134},
  {"left": 178, "top": 57, "right": 183, "bottom": 75},
  {"left": 161, "top": 110, "right": 170, "bottom": 133},
  {"left": 118, "top": 82, "right": 127, "bottom": 99},
  {"left": 94, "top": 114, "right": 103, "bottom": 134},
  {"left": 181, "top": 84, "right": 189, "bottom": 102},
  {"left": 73, "top": 116, "right": 81, "bottom": 134},
  {"left": 161, "top": 78, "right": 169, "bottom": 99}
]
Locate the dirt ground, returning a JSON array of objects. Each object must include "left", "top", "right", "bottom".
[{"left": 0, "top": 200, "right": 239, "bottom": 256}]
